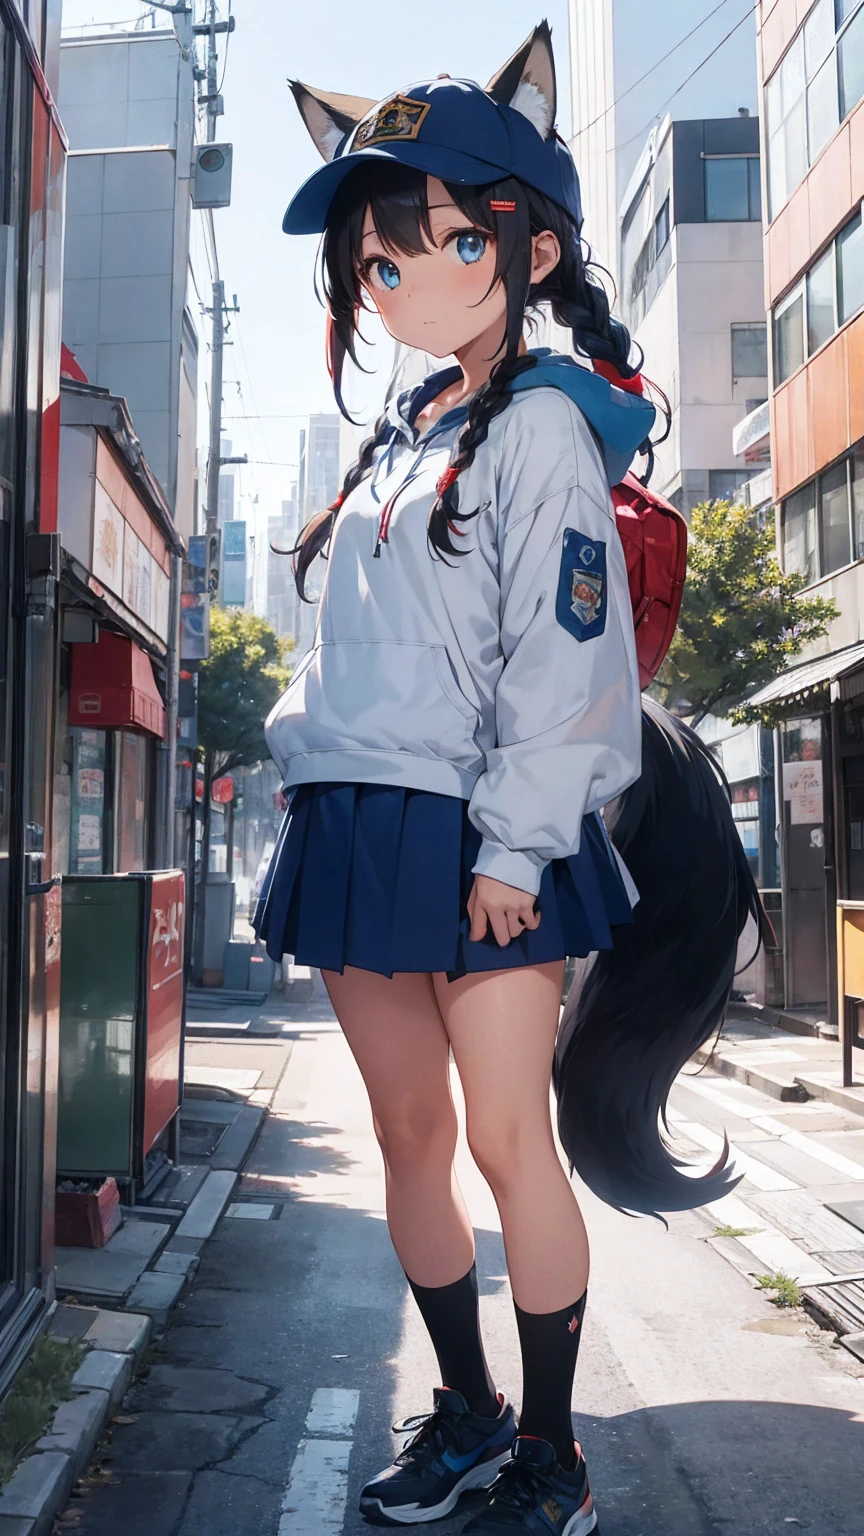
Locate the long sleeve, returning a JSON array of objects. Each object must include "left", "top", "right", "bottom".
[{"left": 467, "top": 463, "right": 642, "bottom": 898}]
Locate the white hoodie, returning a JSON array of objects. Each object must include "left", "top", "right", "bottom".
[{"left": 265, "top": 376, "right": 642, "bottom": 897}]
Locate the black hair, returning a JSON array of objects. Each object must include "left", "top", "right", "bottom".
[
  {"left": 554, "top": 700, "right": 771, "bottom": 1217},
  {"left": 291, "top": 160, "right": 641, "bottom": 598}
]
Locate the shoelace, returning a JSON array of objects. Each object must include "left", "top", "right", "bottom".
[
  {"left": 390, "top": 1407, "right": 467, "bottom": 1474},
  {"left": 487, "top": 1457, "right": 559, "bottom": 1514}
]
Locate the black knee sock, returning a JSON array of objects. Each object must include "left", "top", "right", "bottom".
[
  {"left": 514, "top": 1292, "right": 587, "bottom": 1470},
  {"left": 406, "top": 1264, "right": 499, "bottom": 1418}
]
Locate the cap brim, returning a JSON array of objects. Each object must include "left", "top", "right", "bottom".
[{"left": 283, "top": 142, "right": 513, "bottom": 234}]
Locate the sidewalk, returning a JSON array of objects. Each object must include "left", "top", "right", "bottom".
[{"left": 694, "top": 1005, "right": 864, "bottom": 1116}]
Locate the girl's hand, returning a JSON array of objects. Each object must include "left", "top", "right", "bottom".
[{"left": 467, "top": 874, "right": 541, "bottom": 947}]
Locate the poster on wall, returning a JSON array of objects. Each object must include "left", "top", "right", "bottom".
[{"left": 782, "top": 760, "right": 823, "bottom": 826}]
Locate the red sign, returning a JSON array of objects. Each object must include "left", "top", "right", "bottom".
[
  {"left": 143, "top": 872, "right": 185, "bottom": 1159},
  {"left": 212, "top": 774, "right": 234, "bottom": 804}
]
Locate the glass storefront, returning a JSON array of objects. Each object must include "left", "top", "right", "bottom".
[{"left": 57, "top": 724, "right": 153, "bottom": 876}]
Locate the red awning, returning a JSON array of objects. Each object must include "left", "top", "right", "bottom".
[{"left": 69, "top": 630, "right": 166, "bottom": 739}]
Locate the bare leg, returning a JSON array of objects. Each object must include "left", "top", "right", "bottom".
[
  {"left": 433, "top": 961, "right": 588, "bottom": 1312},
  {"left": 322, "top": 966, "right": 474, "bottom": 1286}
]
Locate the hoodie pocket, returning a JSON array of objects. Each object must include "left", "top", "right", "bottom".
[{"left": 266, "top": 640, "right": 482, "bottom": 773}]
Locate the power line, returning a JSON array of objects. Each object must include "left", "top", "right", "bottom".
[
  {"left": 575, "top": 0, "right": 741, "bottom": 138},
  {"left": 612, "top": 2, "right": 759, "bottom": 159}
]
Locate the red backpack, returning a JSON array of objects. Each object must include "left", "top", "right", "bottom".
[{"left": 612, "top": 472, "right": 687, "bottom": 691}]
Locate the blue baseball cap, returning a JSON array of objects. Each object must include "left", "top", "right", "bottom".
[{"left": 283, "top": 77, "right": 582, "bottom": 236}]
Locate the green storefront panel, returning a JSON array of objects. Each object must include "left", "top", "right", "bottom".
[{"left": 57, "top": 879, "right": 141, "bottom": 1177}]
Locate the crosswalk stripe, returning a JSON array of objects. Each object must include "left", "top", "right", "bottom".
[
  {"left": 675, "top": 1121, "right": 800, "bottom": 1191},
  {"left": 278, "top": 1388, "right": 360, "bottom": 1535},
  {"left": 749, "top": 1121, "right": 864, "bottom": 1181}
]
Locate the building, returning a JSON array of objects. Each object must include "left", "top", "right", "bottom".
[
  {"left": 569, "top": 0, "right": 759, "bottom": 277},
  {"left": 57, "top": 24, "right": 199, "bottom": 542},
  {"left": 740, "top": 0, "right": 864, "bottom": 1041},
  {"left": 0, "top": 0, "right": 66, "bottom": 1394},
  {"left": 267, "top": 493, "right": 301, "bottom": 643},
  {"left": 619, "top": 113, "right": 768, "bottom": 513},
  {"left": 55, "top": 367, "right": 184, "bottom": 880},
  {"left": 295, "top": 415, "right": 340, "bottom": 654}
]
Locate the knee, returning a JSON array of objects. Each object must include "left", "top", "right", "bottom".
[
  {"left": 372, "top": 1099, "right": 457, "bottom": 1179},
  {"left": 466, "top": 1115, "right": 547, "bottom": 1198}
]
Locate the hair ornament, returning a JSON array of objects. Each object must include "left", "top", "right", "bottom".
[
  {"left": 489, "top": 199, "right": 517, "bottom": 212},
  {"left": 436, "top": 465, "right": 462, "bottom": 497}
]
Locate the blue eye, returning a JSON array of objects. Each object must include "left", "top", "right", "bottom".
[
  {"left": 455, "top": 232, "right": 487, "bottom": 265},
  {"left": 371, "top": 259, "right": 401, "bottom": 291}
]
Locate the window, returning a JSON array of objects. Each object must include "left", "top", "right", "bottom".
[
  {"left": 772, "top": 205, "right": 864, "bottom": 381},
  {"left": 704, "top": 156, "right": 761, "bottom": 221},
  {"left": 807, "top": 246, "right": 836, "bottom": 350},
  {"left": 820, "top": 459, "right": 853, "bottom": 571},
  {"left": 709, "top": 470, "right": 745, "bottom": 502},
  {"left": 116, "top": 731, "right": 149, "bottom": 873},
  {"left": 837, "top": 210, "right": 864, "bottom": 322},
  {"left": 731, "top": 323, "right": 768, "bottom": 377},
  {"left": 853, "top": 443, "right": 864, "bottom": 559},
  {"left": 782, "top": 481, "right": 818, "bottom": 584},
  {"left": 773, "top": 286, "right": 805, "bottom": 382},
  {"left": 839, "top": 2, "right": 864, "bottom": 117},
  {"left": 767, "top": 0, "right": 864, "bottom": 218},
  {"left": 654, "top": 197, "right": 670, "bottom": 255},
  {"left": 781, "top": 449, "right": 864, "bottom": 584}
]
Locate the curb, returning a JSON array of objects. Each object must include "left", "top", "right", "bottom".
[
  {"left": 0, "top": 1309, "right": 151, "bottom": 1536},
  {"left": 693, "top": 1042, "right": 864, "bottom": 1118}
]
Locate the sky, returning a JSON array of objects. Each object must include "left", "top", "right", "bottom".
[{"left": 59, "top": 0, "right": 572, "bottom": 521}]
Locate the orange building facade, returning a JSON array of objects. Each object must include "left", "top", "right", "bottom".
[{"left": 754, "top": 0, "right": 864, "bottom": 1053}]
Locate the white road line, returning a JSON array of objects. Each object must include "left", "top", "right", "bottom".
[
  {"left": 704, "top": 1194, "right": 833, "bottom": 1284},
  {"left": 675, "top": 1121, "right": 800, "bottom": 1191},
  {"left": 675, "top": 1076, "right": 770, "bottom": 1119},
  {"left": 279, "top": 1388, "right": 360, "bottom": 1535},
  {"left": 305, "top": 1388, "right": 361, "bottom": 1437},
  {"left": 750, "top": 1120, "right": 864, "bottom": 1181}
]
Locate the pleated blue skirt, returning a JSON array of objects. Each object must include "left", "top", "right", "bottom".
[{"left": 253, "top": 783, "right": 634, "bottom": 981}]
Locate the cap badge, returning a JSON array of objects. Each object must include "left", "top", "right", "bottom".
[{"left": 354, "top": 94, "right": 431, "bottom": 149}]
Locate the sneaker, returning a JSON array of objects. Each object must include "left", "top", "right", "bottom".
[
  {"left": 358, "top": 1387, "right": 516, "bottom": 1526},
  {"left": 461, "top": 1435, "right": 598, "bottom": 1534}
]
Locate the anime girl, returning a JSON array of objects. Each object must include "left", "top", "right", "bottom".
[{"left": 256, "top": 22, "right": 763, "bottom": 1534}]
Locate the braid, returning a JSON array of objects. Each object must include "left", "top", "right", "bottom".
[
  {"left": 427, "top": 352, "right": 538, "bottom": 559},
  {"left": 292, "top": 410, "right": 389, "bottom": 600}
]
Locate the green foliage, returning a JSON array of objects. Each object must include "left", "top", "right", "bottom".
[
  {"left": 197, "top": 606, "right": 292, "bottom": 776},
  {"left": 754, "top": 1270, "right": 803, "bottom": 1308},
  {"left": 0, "top": 1334, "right": 85, "bottom": 1483},
  {"left": 653, "top": 500, "right": 837, "bottom": 726},
  {"left": 713, "top": 1223, "right": 764, "bottom": 1238}
]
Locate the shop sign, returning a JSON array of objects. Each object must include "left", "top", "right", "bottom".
[{"left": 783, "top": 759, "right": 823, "bottom": 825}]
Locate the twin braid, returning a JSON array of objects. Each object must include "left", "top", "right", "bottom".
[
  {"left": 294, "top": 408, "right": 389, "bottom": 599},
  {"left": 427, "top": 352, "right": 538, "bottom": 559}
]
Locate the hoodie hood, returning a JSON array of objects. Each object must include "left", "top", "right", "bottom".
[
  {"left": 507, "top": 350, "right": 656, "bottom": 486},
  {"left": 387, "top": 350, "right": 655, "bottom": 487}
]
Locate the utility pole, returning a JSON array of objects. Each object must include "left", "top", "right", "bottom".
[{"left": 204, "top": 285, "right": 245, "bottom": 539}]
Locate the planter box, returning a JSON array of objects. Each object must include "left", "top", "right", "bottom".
[{"left": 55, "top": 1178, "right": 122, "bottom": 1249}]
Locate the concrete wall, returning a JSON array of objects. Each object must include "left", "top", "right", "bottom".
[{"left": 59, "top": 30, "right": 196, "bottom": 535}]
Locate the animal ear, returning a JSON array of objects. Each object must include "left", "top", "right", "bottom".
[
  {"left": 288, "top": 80, "right": 376, "bottom": 163},
  {"left": 485, "top": 20, "right": 557, "bottom": 140}
]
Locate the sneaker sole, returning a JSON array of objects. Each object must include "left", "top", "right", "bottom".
[
  {"left": 563, "top": 1497, "right": 599, "bottom": 1535},
  {"left": 359, "top": 1448, "right": 513, "bottom": 1526}
]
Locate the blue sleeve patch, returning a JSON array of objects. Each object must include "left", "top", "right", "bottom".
[{"left": 555, "top": 529, "right": 607, "bottom": 642}]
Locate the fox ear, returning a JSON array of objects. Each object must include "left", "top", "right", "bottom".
[
  {"left": 485, "top": 20, "right": 557, "bottom": 141},
  {"left": 288, "top": 80, "right": 376, "bottom": 163}
]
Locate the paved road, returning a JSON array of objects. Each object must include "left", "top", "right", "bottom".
[{"left": 71, "top": 1007, "right": 864, "bottom": 1536}]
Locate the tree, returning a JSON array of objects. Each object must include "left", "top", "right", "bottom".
[
  {"left": 653, "top": 499, "right": 837, "bottom": 728},
  {"left": 197, "top": 606, "right": 292, "bottom": 876}
]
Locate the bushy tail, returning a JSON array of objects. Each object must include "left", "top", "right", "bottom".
[{"left": 553, "top": 699, "right": 770, "bottom": 1217}]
